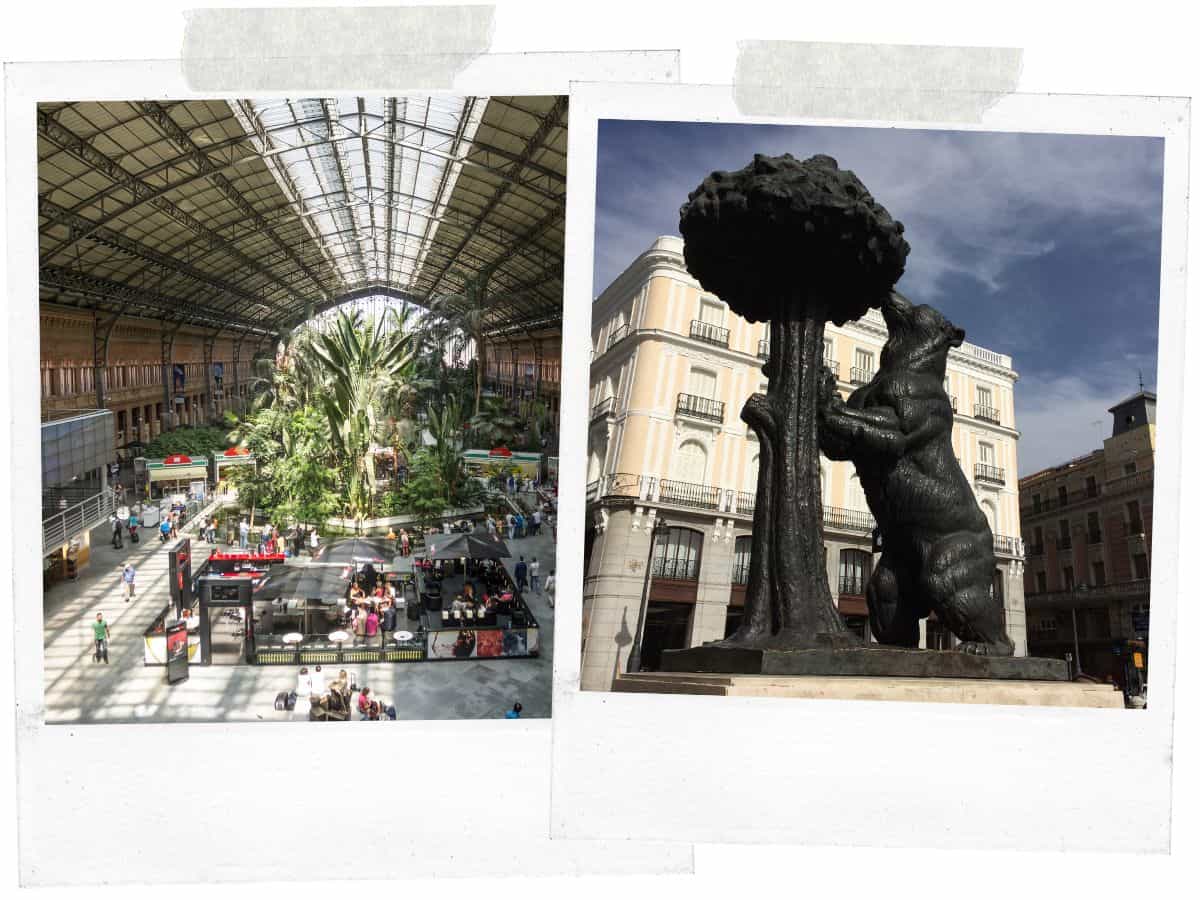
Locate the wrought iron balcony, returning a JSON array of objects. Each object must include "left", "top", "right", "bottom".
[
  {"left": 850, "top": 366, "right": 874, "bottom": 386},
  {"left": 652, "top": 556, "right": 700, "bottom": 581},
  {"left": 823, "top": 505, "right": 876, "bottom": 534},
  {"left": 689, "top": 320, "right": 730, "bottom": 348},
  {"left": 757, "top": 339, "right": 769, "bottom": 360},
  {"left": 657, "top": 478, "right": 722, "bottom": 510},
  {"left": 974, "top": 463, "right": 1005, "bottom": 485},
  {"left": 676, "top": 392, "right": 724, "bottom": 423},
  {"left": 973, "top": 404, "right": 1001, "bottom": 425},
  {"left": 993, "top": 534, "right": 1023, "bottom": 557},
  {"left": 823, "top": 358, "right": 840, "bottom": 378},
  {"left": 731, "top": 562, "right": 750, "bottom": 585},
  {"left": 838, "top": 576, "right": 867, "bottom": 596},
  {"left": 605, "top": 323, "right": 629, "bottom": 351}
]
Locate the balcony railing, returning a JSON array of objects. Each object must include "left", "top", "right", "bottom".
[
  {"left": 1024, "top": 578, "right": 1151, "bottom": 608},
  {"left": 733, "top": 490, "right": 756, "bottom": 516},
  {"left": 850, "top": 366, "right": 874, "bottom": 386},
  {"left": 657, "top": 478, "right": 722, "bottom": 510},
  {"left": 590, "top": 396, "right": 616, "bottom": 421},
  {"left": 731, "top": 562, "right": 750, "bottom": 585},
  {"left": 838, "top": 577, "right": 867, "bottom": 596},
  {"left": 1123, "top": 520, "right": 1146, "bottom": 537},
  {"left": 652, "top": 557, "right": 700, "bottom": 580},
  {"left": 823, "top": 505, "right": 876, "bottom": 534},
  {"left": 1021, "top": 482, "right": 1109, "bottom": 518},
  {"left": 823, "top": 358, "right": 840, "bottom": 379},
  {"left": 43, "top": 488, "right": 115, "bottom": 555},
  {"left": 757, "top": 339, "right": 769, "bottom": 360},
  {"left": 606, "top": 324, "right": 629, "bottom": 351},
  {"left": 973, "top": 404, "right": 1001, "bottom": 425},
  {"left": 676, "top": 393, "right": 724, "bottom": 423},
  {"left": 974, "top": 463, "right": 1005, "bottom": 485},
  {"left": 993, "top": 534, "right": 1023, "bottom": 557},
  {"left": 689, "top": 320, "right": 730, "bottom": 348},
  {"left": 949, "top": 395, "right": 958, "bottom": 413},
  {"left": 600, "top": 472, "right": 643, "bottom": 499}
]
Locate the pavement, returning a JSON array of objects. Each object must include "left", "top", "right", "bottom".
[{"left": 41, "top": 505, "right": 556, "bottom": 724}]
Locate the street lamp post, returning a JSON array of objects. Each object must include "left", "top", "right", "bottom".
[
  {"left": 627, "top": 518, "right": 667, "bottom": 675},
  {"left": 1071, "top": 584, "right": 1089, "bottom": 679}
]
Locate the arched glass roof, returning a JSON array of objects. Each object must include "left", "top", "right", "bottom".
[{"left": 37, "top": 95, "right": 566, "bottom": 338}]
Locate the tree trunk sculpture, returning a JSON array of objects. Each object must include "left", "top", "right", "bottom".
[{"left": 679, "top": 154, "right": 910, "bottom": 649}]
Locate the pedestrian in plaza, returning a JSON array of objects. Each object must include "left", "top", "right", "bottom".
[
  {"left": 365, "top": 607, "right": 380, "bottom": 647},
  {"left": 92, "top": 612, "right": 110, "bottom": 664},
  {"left": 545, "top": 569, "right": 556, "bottom": 608},
  {"left": 515, "top": 512, "right": 525, "bottom": 538},
  {"left": 159, "top": 517, "right": 172, "bottom": 544},
  {"left": 110, "top": 513, "right": 123, "bottom": 549},
  {"left": 310, "top": 528, "right": 319, "bottom": 557},
  {"left": 357, "top": 686, "right": 379, "bottom": 720},
  {"left": 514, "top": 556, "right": 528, "bottom": 594},
  {"left": 210, "top": 515, "right": 219, "bottom": 544},
  {"left": 486, "top": 515, "right": 496, "bottom": 537},
  {"left": 121, "top": 563, "right": 136, "bottom": 602},
  {"left": 504, "top": 701, "right": 522, "bottom": 719},
  {"left": 506, "top": 513, "right": 516, "bottom": 540},
  {"left": 169, "top": 512, "right": 179, "bottom": 540},
  {"left": 529, "top": 557, "right": 541, "bottom": 594},
  {"left": 532, "top": 507, "right": 542, "bottom": 536},
  {"left": 399, "top": 528, "right": 410, "bottom": 557},
  {"left": 239, "top": 519, "right": 249, "bottom": 549}
]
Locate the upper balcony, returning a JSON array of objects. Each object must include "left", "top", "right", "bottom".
[
  {"left": 676, "top": 392, "right": 724, "bottom": 424},
  {"left": 605, "top": 323, "right": 630, "bottom": 352},
  {"left": 973, "top": 403, "right": 1001, "bottom": 425},
  {"left": 590, "top": 395, "right": 616, "bottom": 422},
  {"left": 689, "top": 320, "right": 730, "bottom": 349},
  {"left": 850, "top": 366, "right": 874, "bottom": 386},
  {"left": 974, "top": 463, "right": 1006, "bottom": 486}
]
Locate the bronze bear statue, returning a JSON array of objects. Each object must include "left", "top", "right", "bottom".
[{"left": 817, "top": 291, "right": 1014, "bottom": 656}]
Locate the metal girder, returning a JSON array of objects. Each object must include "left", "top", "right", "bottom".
[
  {"left": 383, "top": 97, "right": 399, "bottom": 288},
  {"left": 37, "top": 108, "right": 315, "bottom": 313},
  {"left": 317, "top": 99, "right": 370, "bottom": 284},
  {"left": 423, "top": 95, "right": 568, "bottom": 298},
  {"left": 40, "top": 196, "right": 288, "bottom": 321},
  {"left": 41, "top": 263, "right": 275, "bottom": 335},
  {"left": 136, "top": 100, "right": 333, "bottom": 300}
]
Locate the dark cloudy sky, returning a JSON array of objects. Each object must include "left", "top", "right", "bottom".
[{"left": 593, "top": 119, "right": 1164, "bottom": 477}]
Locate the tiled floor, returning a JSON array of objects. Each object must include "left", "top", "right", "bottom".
[{"left": 41, "top": 509, "right": 556, "bottom": 724}]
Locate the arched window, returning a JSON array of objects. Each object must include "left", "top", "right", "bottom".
[
  {"left": 838, "top": 549, "right": 872, "bottom": 595},
  {"left": 673, "top": 439, "right": 708, "bottom": 484},
  {"left": 732, "top": 535, "right": 752, "bottom": 585},
  {"left": 652, "top": 527, "right": 704, "bottom": 581},
  {"left": 980, "top": 498, "right": 997, "bottom": 533}
]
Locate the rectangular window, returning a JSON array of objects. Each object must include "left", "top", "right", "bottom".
[
  {"left": 854, "top": 348, "right": 874, "bottom": 372},
  {"left": 1058, "top": 485, "right": 1068, "bottom": 506},
  {"left": 1062, "top": 566, "right": 1075, "bottom": 591},
  {"left": 1092, "top": 560, "right": 1106, "bottom": 587},
  {"left": 1033, "top": 493, "right": 1042, "bottom": 513},
  {"left": 1033, "top": 525, "right": 1043, "bottom": 548},
  {"left": 1087, "top": 511, "right": 1101, "bottom": 543},
  {"left": 1132, "top": 553, "right": 1149, "bottom": 579},
  {"left": 687, "top": 368, "right": 717, "bottom": 399},
  {"left": 979, "top": 442, "right": 995, "bottom": 466},
  {"left": 699, "top": 298, "right": 724, "bottom": 325},
  {"left": 1086, "top": 475, "right": 1098, "bottom": 497},
  {"left": 1035, "top": 571, "right": 1047, "bottom": 593},
  {"left": 1058, "top": 519, "right": 1070, "bottom": 541},
  {"left": 1124, "top": 461, "right": 1137, "bottom": 476},
  {"left": 976, "top": 386, "right": 993, "bottom": 408},
  {"left": 823, "top": 338, "right": 834, "bottom": 363},
  {"left": 1126, "top": 500, "right": 1143, "bottom": 533}
]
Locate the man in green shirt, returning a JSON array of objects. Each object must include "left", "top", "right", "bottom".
[{"left": 92, "top": 613, "right": 110, "bottom": 664}]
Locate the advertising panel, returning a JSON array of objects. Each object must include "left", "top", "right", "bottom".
[
  {"left": 168, "top": 538, "right": 192, "bottom": 618},
  {"left": 165, "top": 621, "right": 190, "bottom": 684}
]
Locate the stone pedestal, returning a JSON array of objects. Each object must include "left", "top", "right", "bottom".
[
  {"left": 614, "top": 672, "right": 1124, "bottom": 708},
  {"left": 661, "top": 645, "right": 1070, "bottom": 681}
]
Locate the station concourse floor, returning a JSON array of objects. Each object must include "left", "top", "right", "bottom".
[{"left": 40, "top": 512, "right": 556, "bottom": 724}]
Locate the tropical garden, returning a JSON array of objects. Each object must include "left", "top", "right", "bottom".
[{"left": 141, "top": 289, "right": 555, "bottom": 532}]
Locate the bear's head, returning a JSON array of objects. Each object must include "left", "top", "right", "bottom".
[{"left": 879, "top": 291, "right": 965, "bottom": 375}]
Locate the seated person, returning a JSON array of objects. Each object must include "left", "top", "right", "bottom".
[
  {"left": 349, "top": 582, "right": 366, "bottom": 603},
  {"left": 450, "top": 594, "right": 467, "bottom": 613}
]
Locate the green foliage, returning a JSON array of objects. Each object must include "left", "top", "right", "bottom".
[
  {"left": 467, "top": 395, "right": 521, "bottom": 449},
  {"left": 143, "top": 426, "right": 227, "bottom": 460}
]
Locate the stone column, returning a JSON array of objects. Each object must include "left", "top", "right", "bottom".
[
  {"left": 688, "top": 517, "right": 735, "bottom": 646},
  {"left": 580, "top": 503, "right": 657, "bottom": 691}
]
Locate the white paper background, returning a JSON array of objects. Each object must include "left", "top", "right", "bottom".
[{"left": 3, "top": 2, "right": 1197, "bottom": 899}]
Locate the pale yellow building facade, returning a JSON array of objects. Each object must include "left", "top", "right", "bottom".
[{"left": 581, "top": 236, "right": 1028, "bottom": 691}]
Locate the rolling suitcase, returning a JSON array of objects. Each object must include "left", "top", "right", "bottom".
[{"left": 274, "top": 691, "right": 289, "bottom": 711}]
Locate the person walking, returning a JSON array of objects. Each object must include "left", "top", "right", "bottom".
[
  {"left": 506, "top": 513, "right": 516, "bottom": 541},
  {"left": 486, "top": 515, "right": 496, "bottom": 537},
  {"left": 529, "top": 557, "right": 541, "bottom": 594},
  {"left": 532, "top": 507, "right": 542, "bottom": 536},
  {"left": 159, "top": 516, "right": 172, "bottom": 544},
  {"left": 110, "top": 513, "right": 123, "bottom": 549},
  {"left": 545, "top": 569, "right": 556, "bottom": 608},
  {"left": 399, "top": 528, "right": 410, "bottom": 557},
  {"left": 209, "top": 514, "right": 219, "bottom": 544},
  {"left": 92, "top": 612, "right": 110, "bottom": 664},
  {"left": 514, "top": 556, "right": 528, "bottom": 594},
  {"left": 169, "top": 511, "right": 179, "bottom": 540},
  {"left": 309, "top": 528, "right": 319, "bottom": 557},
  {"left": 239, "top": 519, "right": 249, "bottom": 550},
  {"left": 504, "top": 701, "right": 522, "bottom": 719},
  {"left": 121, "top": 563, "right": 136, "bottom": 602}
]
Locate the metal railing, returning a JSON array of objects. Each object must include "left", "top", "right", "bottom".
[
  {"left": 838, "top": 576, "right": 867, "bottom": 595},
  {"left": 652, "top": 556, "right": 701, "bottom": 580},
  {"left": 606, "top": 323, "right": 629, "bottom": 350},
  {"left": 850, "top": 366, "right": 874, "bottom": 385},
  {"left": 993, "top": 534, "right": 1023, "bottom": 557},
  {"left": 1024, "top": 578, "right": 1151, "bottom": 607},
  {"left": 689, "top": 320, "right": 730, "bottom": 348},
  {"left": 824, "top": 358, "right": 840, "bottom": 379},
  {"left": 43, "top": 488, "right": 115, "bottom": 555},
  {"left": 591, "top": 396, "right": 616, "bottom": 420},
  {"left": 732, "top": 490, "right": 756, "bottom": 516},
  {"left": 823, "top": 505, "right": 876, "bottom": 533},
  {"left": 657, "top": 478, "right": 722, "bottom": 510},
  {"left": 676, "top": 393, "right": 724, "bottom": 423},
  {"left": 949, "top": 395, "right": 958, "bottom": 413},
  {"left": 974, "top": 463, "right": 1005, "bottom": 485},
  {"left": 1021, "top": 483, "right": 1107, "bottom": 518},
  {"left": 973, "top": 404, "right": 1001, "bottom": 424},
  {"left": 731, "top": 562, "right": 750, "bottom": 585},
  {"left": 601, "top": 472, "right": 643, "bottom": 499},
  {"left": 41, "top": 408, "right": 110, "bottom": 423}
]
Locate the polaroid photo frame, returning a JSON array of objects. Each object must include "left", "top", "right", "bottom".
[
  {"left": 3, "top": 54, "right": 696, "bottom": 886},
  {"left": 551, "top": 80, "right": 1188, "bottom": 852}
]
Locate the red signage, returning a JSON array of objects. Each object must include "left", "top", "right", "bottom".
[
  {"left": 163, "top": 453, "right": 193, "bottom": 465},
  {"left": 223, "top": 447, "right": 250, "bottom": 457},
  {"left": 489, "top": 447, "right": 513, "bottom": 457}
]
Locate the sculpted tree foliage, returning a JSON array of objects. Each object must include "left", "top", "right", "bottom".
[{"left": 679, "top": 153, "right": 909, "bottom": 648}]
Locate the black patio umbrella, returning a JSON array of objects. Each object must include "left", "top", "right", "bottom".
[
  {"left": 255, "top": 565, "right": 349, "bottom": 634},
  {"left": 426, "top": 532, "right": 511, "bottom": 560},
  {"left": 318, "top": 536, "right": 395, "bottom": 565}
]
